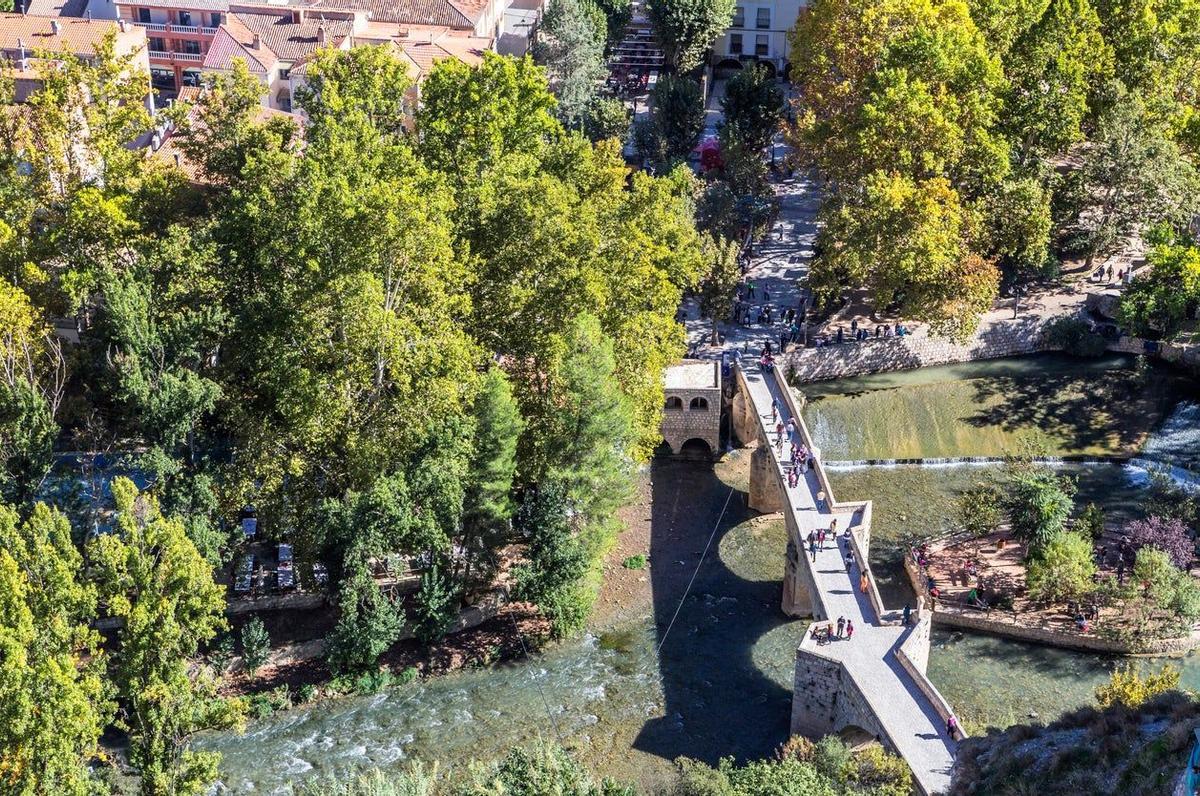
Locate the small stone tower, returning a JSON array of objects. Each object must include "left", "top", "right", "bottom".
[{"left": 660, "top": 360, "right": 722, "bottom": 458}]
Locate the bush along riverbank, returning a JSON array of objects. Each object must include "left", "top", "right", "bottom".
[{"left": 295, "top": 735, "right": 914, "bottom": 796}]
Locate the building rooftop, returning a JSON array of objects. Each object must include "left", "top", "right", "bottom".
[
  {"left": 233, "top": 10, "right": 352, "bottom": 61},
  {"left": 21, "top": 0, "right": 91, "bottom": 18},
  {"left": 664, "top": 360, "right": 720, "bottom": 390},
  {"left": 0, "top": 13, "right": 146, "bottom": 57}
]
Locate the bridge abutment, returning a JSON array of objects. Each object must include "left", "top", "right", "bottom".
[{"left": 748, "top": 439, "right": 784, "bottom": 513}]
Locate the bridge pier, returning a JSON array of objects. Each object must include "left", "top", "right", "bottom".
[
  {"left": 782, "top": 539, "right": 814, "bottom": 617},
  {"left": 748, "top": 438, "right": 784, "bottom": 513}
]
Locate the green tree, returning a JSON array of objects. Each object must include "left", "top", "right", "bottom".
[
  {"left": 326, "top": 557, "right": 404, "bottom": 673},
  {"left": 720, "top": 64, "right": 783, "bottom": 151},
  {"left": 1003, "top": 0, "right": 1113, "bottom": 161},
  {"left": 295, "top": 45, "right": 413, "bottom": 143},
  {"left": 0, "top": 503, "right": 111, "bottom": 796},
  {"left": 1095, "top": 663, "right": 1181, "bottom": 708},
  {"left": 463, "top": 739, "right": 634, "bottom": 795},
  {"left": 983, "top": 177, "right": 1054, "bottom": 280},
  {"left": 538, "top": 0, "right": 608, "bottom": 127},
  {"left": 1026, "top": 531, "right": 1097, "bottom": 602},
  {"left": 813, "top": 173, "right": 1000, "bottom": 340},
  {"left": 411, "top": 563, "right": 459, "bottom": 644},
  {"left": 958, "top": 483, "right": 1005, "bottom": 537},
  {"left": 582, "top": 96, "right": 632, "bottom": 143},
  {"left": 646, "top": 0, "right": 735, "bottom": 71},
  {"left": 239, "top": 617, "right": 270, "bottom": 676},
  {"left": 417, "top": 53, "right": 561, "bottom": 180},
  {"left": 1076, "top": 503, "right": 1106, "bottom": 541},
  {"left": 697, "top": 235, "right": 741, "bottom": 345},
  {"left": 1117, "top": 243, "right": 1200, "bottom": 336},
  {"left": 1006, "top": 468, "right": 1076, "bottom": 552},
  {"left": 638, "top": 76, "right": 706, "bottom": 167},
  {"left": 542, "top": 314, "right": 635, "bottom": 525},
  {"left": 459, "top": 368, "right": 523, "bottom": 590},
  {"left": 513, "top": 482, "right": 590, "bottom": 637},
  {"left": 1070, "top": 86, "right": 1200, "bottom": 268},
  {"left": 89, "top": 478, "right": 241, "bottom": 796}
]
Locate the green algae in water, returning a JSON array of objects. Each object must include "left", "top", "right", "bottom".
[
  {"left": 801, "top": 353, "right": 1192, "bottom": 460},
  {"left": 718, "top": 517, "right": 787, "bottom": 583}
]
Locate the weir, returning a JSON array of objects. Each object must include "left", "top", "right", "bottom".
[{"left": 733, "top": 361, "right": 959, "bottom": 795}]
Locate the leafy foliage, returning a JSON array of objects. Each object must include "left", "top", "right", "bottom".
[
  {"left": 1027, "top": 531, "right": 1098, "bottom": 602},
  {"left": 1095, "top": 664, "right": 1181, "bottom": 708},
  {"left": 1006, "top": 468, "right": 1076, "bottom": 553},
  {"left": 720, "top": 65, "right": 783, "bottom": 152},
  {"left": 957, "top": 483, "right": 1005, "bottom": 537},
  {"left": 239, "top": 617, "right": 270, "bottom": 676},
  {"left": 1124, "top": 515, "right": 1194, "bottom": 569},
  {"left": 1117, "top": 244, "right": 1200, "bottom": 336},
  {"left": 646, "top": 0, "right": 736, "bottom": 71}
]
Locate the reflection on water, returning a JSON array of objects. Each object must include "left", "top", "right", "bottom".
[{"left": 802, "top": 353, "right": 1195, "bottom": 461}]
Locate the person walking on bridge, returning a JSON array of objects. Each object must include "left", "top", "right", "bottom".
[
  {"left": 845, "top": 549, "right": 855, "bottom": 572},
  {"left": 817, "top": 527, "right": 826, "bottom": 549},
  {"left": 845, "top": 619, "right": 854, "bottom": 640},
  {"left": 859, "top": 570, "right": 869, "bottom": 594},
  {"left": 836, "top": 616, "right": 845, "bottom": 638},
  {"left": 770, "top": 398, "right": 778, "bottom": 422},
  {"left": 809, "top": 538, "right": 818, "bottom": 562}
]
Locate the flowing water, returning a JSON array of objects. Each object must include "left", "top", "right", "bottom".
[{"left": 199, "top": 355, "right": 1200, "bottom": 791}]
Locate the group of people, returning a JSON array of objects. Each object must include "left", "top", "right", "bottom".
[
  {"left": 811, "top": 615, "right": 856, "bottom": 645},
  {"left": 1092, "top": 263, "right": 1130, "bottom": 285},
  {"left": 828, "top": 320, "right": 911, "bottom": 345}
]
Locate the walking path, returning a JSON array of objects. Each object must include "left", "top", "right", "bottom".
[{"left": 739, "top": 361, "right": 958, "bottom": 794}]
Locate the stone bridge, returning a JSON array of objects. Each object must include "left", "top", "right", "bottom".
[{"left": 731, "top": 360, "right": 959, "bottom": 795}]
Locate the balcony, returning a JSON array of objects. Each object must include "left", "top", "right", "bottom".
[
  {"left": 148, "top": 50, "right": 205, "bottom": 63},
  {"left": 172, "top": 23, "right": 199, "bottom": 33},
  {"left": 200, "top": 26, "right": 217, "bottom": 35},
  {"left": 133, "top": 20, "right": 168, "bottom": 31}
]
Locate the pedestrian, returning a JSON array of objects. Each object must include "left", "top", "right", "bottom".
[
  {"left": 817, "top": 527, "right": 826, "bottom": 549},
  {"left": 947, "top": 715, "right": 959, "bottom": 740},
  {"left": 775, "top": 420, "right": 784, "bottom": 442},
  {"left": 748, "top": 281, "right": 756, "bottom": 299},
  {"left": 807, "top": 529, "right": 816, "bottom": 546},
  {"left": 836, "top": 326, "right": 844, "bottom": 344},
  {"left": 770, "top": 398, "right": 778, "bottom": 422},
  {"left": 902, "top": 603, "right": 911, "bottom": 626},
  {"left": 859, "top": 571, "right": 869, "bottom": 594},
  {"left": 830, "top": 518, "right": 838, "bottom": 536},
  {"left": 845, "top": 619, "right": 854, "bottom": 640},
  {"left": 836, "top": 616, "right": 845, "bottom": 638},
  {"left": 785, "top": 418, "right": 795, "bottom": 439},
  {"left": 809, "top": 539, "right": 817, "bottom": 562},
  {"left": 845, "top": 549, "right": 855, "bottom": 572},
  {"left": 816, "top": 490, "right": 826, "bottom": 511},
  {"left": 1106, "top": 264, "right": 1114, "bottom": 282},
  {"left": 851, "top": 318, "right": 858, "bottom": 333}
]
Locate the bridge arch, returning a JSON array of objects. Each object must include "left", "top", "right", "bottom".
[{"left": 677, "top": 437, "right": 714, "bottom": 460}]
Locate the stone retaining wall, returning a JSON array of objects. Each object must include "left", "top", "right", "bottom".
[
  {"left": 792, "top": 638, "right": 890, "bottom": 746},
  {"left": 894, "top": 605, "right": 966, "bottom": 738},
  {"left": 779, "top": 316, "right": 1051, "bottom": 383}
]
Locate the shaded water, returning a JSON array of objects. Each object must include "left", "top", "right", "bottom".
[{"left": 801, "top": 353, "right": 1195, "bottom": 461}]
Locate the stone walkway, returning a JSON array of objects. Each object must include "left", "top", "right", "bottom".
[{"left": 739, "top": 362, "right": 958, "bottom": 795}]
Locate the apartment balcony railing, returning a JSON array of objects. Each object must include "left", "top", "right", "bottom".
[
  {"left": 134, "top": 21, "right": 216, "bottom": 35},
  {"left": 148, "top": 50, "right": 205, "bottom": 62},
  {"left": 133, "top": 21, "right": 168, "bottom": 31},
  {"left": 200, "top": 26, "right": 217, "bottom": 35},
  {"left": 172, "top": 23, "right": 199, "bottom": 33}
]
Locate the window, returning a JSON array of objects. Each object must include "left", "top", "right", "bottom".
[
  {"left": 149, "top": 67, "right": 175, "bottom": 88},
  {"left": 755, "top": 34, "right": 769, "bottom": 56},
  {"left": 665, "top": 396, "right": 684, "bottom": 411},
  {"left": 690, "top": 397, "right": 709, "bottom": 411},
  {"left": 137, "top": 7, "right": 151, "bottom": 22},
  {"left": 177, "top": 10, "right": 192, "bottom": 26},
  {"left": 181, "top": 69, "right": 203, "bottom": 87},
  {"left": 756, "top": 7, "right": 770, "bottom": 27},
  {"left": 732, "top": 6, "right": 744, "bottom": 26},
  {"left": 210, "top": 12, "right": 222, "bottom": 26},
  {"left": 729, "top": 33, "right": 742, "bottom": 55},
  {"left": 148, "top": 35, "right": 166, "bottom": 52},
  {"left": 180, "top": 39, "right": 201, "bottom": 54}
]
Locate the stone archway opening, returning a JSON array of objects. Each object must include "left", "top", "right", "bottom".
[{"left": 678, "top": 438, "right": 714, "bottom": 461}]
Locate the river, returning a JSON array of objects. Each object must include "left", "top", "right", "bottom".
[{"left": 197, "top": 353, "right": 1200, "bottom": 792}]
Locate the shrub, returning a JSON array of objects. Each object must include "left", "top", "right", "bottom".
[
  {"left": 1026, "top": 531, "right": 1097, "bottom": 603},
  {"left": 247, "top": 685, "right": 292, "bottom": 719},
  {"left": 395, "top": 666, "right": 419, "bottom": 686},
  {"left": 812, "top": 735, "right": 853, "bottom": 782},
  {"left": 1007, "top": 469, "right": 1076, "bottom": 553},
  {"left": 295, "top": 763, "right": 440, "bottom": 796},
  {"left": 851, "top": 746, "right": 912, "bottom": 796},
  {"left": 1125, "top": 515, "right": 1194, "bottom": 569},
  {"left": 411, "top": 564, "right": 459, "bottom": 644},
  {"left": 208, "top": 632, "right": 235, "bottom": 673},
  {"left": 1075, "top": 503, "right": 1105, "bottom": 541},
  {"left": 621, "top": 554, "right": 647, "bottom": 570},
  {"left": 296, "top": 684, "right": 316, "bottom": 704},
  {"left": 466, "top": 739, "right": 631, "bottom": 795},
  {"left": 1042, "top": 316, "right": 1107, "bottom": 357},
  {"left": 239, "top": 616, "right": 270, "bottom": 676},
  {"left": 1096, "top": 664, "right": 1181, "bottom": 708},
  {"left": 670, "top": 757, "right": 735, "bottom": 796}
]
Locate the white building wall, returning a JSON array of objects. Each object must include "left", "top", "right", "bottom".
[{"left": 712, "top": 0, "right": 804, "bottom": 75}]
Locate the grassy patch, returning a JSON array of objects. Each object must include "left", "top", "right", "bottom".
[{"left": 622, "top": 554, "right": 647, "bottom": 570}]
